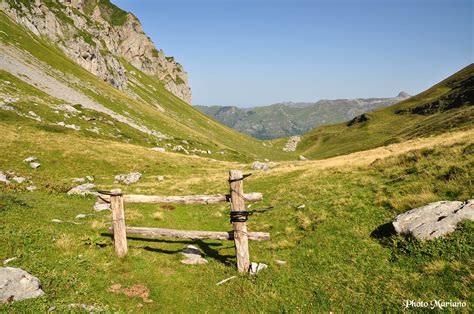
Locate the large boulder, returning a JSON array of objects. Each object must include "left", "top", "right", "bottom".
[
  {"left": 0, "top": 267, "right": 44, "bottom": 303},
  {"left": 392, "top": 200, "right": 474, "bottom": 240}
]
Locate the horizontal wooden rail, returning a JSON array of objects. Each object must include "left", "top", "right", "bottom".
[
  {"left": 99, "top": 192, "right": 262, "bottom": 204},
  {"left": 108, "top": 226, "right": 270, "bottom": 241}
]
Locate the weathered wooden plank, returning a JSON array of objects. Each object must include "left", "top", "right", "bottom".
[
  {"left": 110, "top": 189, "right": 128, "bottom": 258},
  {"left": 229, "top": 170, "right": 250, "bottom": 273},
  {"left": 98, "top": 192, "right": 262, "bottom": 204},
  {"left": 110, "top": 226, "right": 270, "bottom": 241}
]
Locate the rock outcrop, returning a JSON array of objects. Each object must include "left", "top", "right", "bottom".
[
  {"left": 0, "top": 0, "right": 191, "bottom": 103},
  {"left": 392, "top": 200, "right": 474, "bottom": 240}
]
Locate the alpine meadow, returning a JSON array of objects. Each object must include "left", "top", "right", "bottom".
[{"left": 0, "top": 0, "right": 472, "bottom": 312}]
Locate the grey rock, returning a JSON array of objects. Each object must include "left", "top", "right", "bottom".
[
  {"left": 151, "top": 147, "right": 165, "bottom": 153},
  {"left": 93, "top": 202, "right": 110, "bottom": 212},
  {"left": 23, "top": 156, "right": 37, "bottom": 162},
  {"left": 299, "top": 155, "right": 307, "bottom": 161},
  {"left": 249, "top": 262, "right": 268, "bottom": 275},
  {"left": 30, "top": 162, "right": 41, "bottom": 169},
  {"left": 274, "top": 260, "right": 287, "bottom": 265},
  {"left": 0, "top": 267, "right": 44, "bottom": 303},
  {"left": 114, "top": 172, "right": 141, "bottom": 185},
  {"left": 12, "top": 176, "right": 26, "bottom": 183},
  {"left": 0, "top": 172, "right": 10, "bottom": 185},
  {"left": 26, "top": 186, "right": 37, "bottom": 192},
  {"left": 85, "top": 176, "right": 94, "bottom": 181},
  {"left": 67, "top": 183, "right": 95, "bottom": 195},
  {"left": 75, "top": 214, "right": 87, "bottom": 219},
  {"left": 180, "top": 245, "right": 208, "bottom": 265},
  {"left": 392, "top": 200, "right": 474, "bottom": 240},
  {"left": 157, "top": 175, "right": 165, "bottom": 181},
  {"left": 251, "top": 161, "right": 269, "bottom": 171},
  {"left": 72, "top": 177, "right": 85, "bottom": 183},
  {"left": 296, "top": 204, "right": 306, "bottom": 210}
]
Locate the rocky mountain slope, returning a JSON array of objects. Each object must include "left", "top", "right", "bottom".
[
  {"left": 196, "top": 92, "right": 410, "bottom": 139},
  {"left": 0, "top": 2, "right": 290, "bottom": 162},
  {"left": 0, "top": 0, "right": 191, "bottom": 103},
  {"left": 296, "top": 64, "right": 474, "bottom": 159}
]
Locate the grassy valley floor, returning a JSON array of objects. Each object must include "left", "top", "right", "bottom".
[{"left": 0, "top": 124, "right": 473, "bottom": 312}]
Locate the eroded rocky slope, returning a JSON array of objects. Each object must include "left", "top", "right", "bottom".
[{"left": 0, "top": 0, "right": 191, "bottom": 103}]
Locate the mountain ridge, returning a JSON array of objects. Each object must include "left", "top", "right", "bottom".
[{"left": 196, "top": 92, "right": 410, "bottom": 139}]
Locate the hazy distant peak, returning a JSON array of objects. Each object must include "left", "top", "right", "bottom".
[{"left": 397, "top": 91, "right": 411, "bottom": 98}]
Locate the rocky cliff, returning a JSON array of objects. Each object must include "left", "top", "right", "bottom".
[{"left": 0, "top": 0, "right": 192, "bottom": 103}]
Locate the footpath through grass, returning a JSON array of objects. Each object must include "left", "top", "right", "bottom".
[{"left": 0, "top": 125, "right": 472, "bottom": 312}]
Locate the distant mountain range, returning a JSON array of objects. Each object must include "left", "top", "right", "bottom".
[{"left": 195, "top": 92, "right": 411, "bottom": 139}]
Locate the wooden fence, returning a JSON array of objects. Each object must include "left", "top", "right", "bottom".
[{"left": 98, "top": 170, "right": 270, "bottom": 273}]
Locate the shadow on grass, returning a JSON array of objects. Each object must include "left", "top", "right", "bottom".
[
  {"left": 370, "top": 222, "right": 396, "bottom": 240},
  {"left": 101, "top": 232, "right": 234, "bottom": 264}
]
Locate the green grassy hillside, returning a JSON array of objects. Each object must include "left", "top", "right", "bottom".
[
  {"left": 0, "top": 122, "right": 472, "bottom": 312},
  {"left": 0, "top": 12, "right": 289, "bottom": 162},
  {"left": 297, "top": 64, "right": 474, "bottom": 159}
]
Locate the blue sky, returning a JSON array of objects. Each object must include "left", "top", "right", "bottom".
[{"left": 113, "top": 0, "right": 473, "bottom": 107}]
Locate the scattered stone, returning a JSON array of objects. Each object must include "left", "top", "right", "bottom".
[
  {"left": 75, "top": 214, "right": 87, "bottom": 219},
  {"left": 72, "top": 178, "right": 85, "bottom": 183},
  {"left": 3, "top": 257, "right": 17, "bottom": 265},
  {"left": 274, "top": 260, "right": 287, "bottom": 265},
  {"left": 114, "top": 172, "right": 142, "bottom": 185},
  {"left": 0, "top": 172, "right": 10, "bottom": 185},
  {"left": 0, "top": 267, "right": 45, "bottom": 303},
  {"left": 172, "top": 145, "right": 189, "bottom": 154},
  {"left": 392, "top": 200, "right": 474, "bottom": 240},
  {"left": 68, "top": 304, "right": 108, "bottom": 311},
  {"left": 150, "top": 147, "right": 165, "bottom": 153},
  {"left": 30, "top": 162, "right": 41, "bottom": 169},
  {"left": 157, "top": 175, "right": 164, "bottom": 181},
  {"left": 26, "top": 186, "right": 37, "bottom": 192},
  {"left": 85, "top": 176, "right": 94, "bottom": 181},
  {"left": 67, "top": 183, "right": 95, "bottom": 195},
  {"left": 56, "top": 104, "right": 81, "bottom": 114},
  {"left": 24, "top": 156, "right": 37, "bottom": 162},
  {"left": 249, "top": 262, "right": 268, "bottom": 275},
  {"left": 299, "top": 155, "right": 307, "bottom": 161},
  {"left": 0, "top": 103, "right": 15, "bottom": 111},
  {"left": 93, "top": 202, "right": 110, "bottom": 212},
  {"left": 251, "top": 161, "right": 269, "bottom": 171},
  {"left": 48, "top": 306, "right": 56, "bottom": 311},
  {"left": 283, "top": 136, "right": 301, "bottom": 152},
  {"left": 181, "top": 140, "right": 189, "bottom": 145},
  {"left": 12, "top": 176, "right": 26, "bottom": 183},
  {"left": 180, "top": 245, "right": 208, "bottom": 265},
  {"left": 296, "top": 204, "right": 306, "bottom": 210},
  {"left": 28, "top": 111, "right": 42, "bottom": 122},
  {"left": 51, "top": 219, "right": 63, "bottom": 223},
  {"left": 57, "top": 122, "right": 80, "bottom": 130}
]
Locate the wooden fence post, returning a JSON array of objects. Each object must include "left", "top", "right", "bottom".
[
  {"left": 111, "top": 188, "right": 128, "bottom": 257},
  {"left": 229, "top": 170, "right": 250, "bottom": 273}
]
